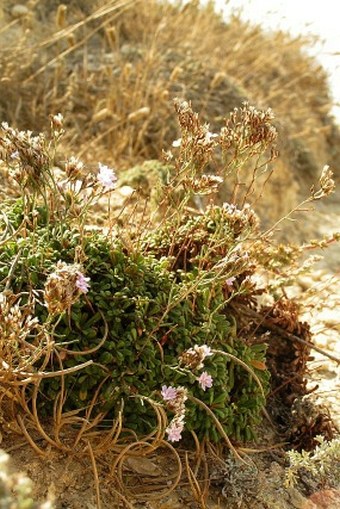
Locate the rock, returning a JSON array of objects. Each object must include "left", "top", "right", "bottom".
[
  {"left": 308, "top": 489, "right": 340, "bottom": 509},
  {"left": 124, "top": 456, "right": 162, "bottom": 477},
  {"left": 11, "top": 5, "right": 29, "bottom": 18},
  {"left": 297, "top": 275, "right": 314, "bottom": 291},
  {"left": 317, "top": 310, "right": 340, "bottom": 329},
  {"left": 314, "top": 334, "right": 330, "bottom": 349},
  {"left": 285, "top": 285, "right": 303, "bottom": 299},
  {"left": 118, "top": 185, "right": 135, "bottom": 197},
  {"left": 287, "top": 487, "right": 310, "bottom": 509},
  {"left": 156, "top": 493, "right": 183, "bottom": 509}
]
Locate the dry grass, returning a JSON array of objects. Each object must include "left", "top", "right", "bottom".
[{"left": 0, "top": 0, "right": 339, "bottom": 184}]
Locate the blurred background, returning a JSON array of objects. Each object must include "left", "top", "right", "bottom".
[
  {"left": 0, "top": 0, "right": 339, "bottom": 269},
  {"left": 217, "top": 0, "right": 340, "bottom": 122}
]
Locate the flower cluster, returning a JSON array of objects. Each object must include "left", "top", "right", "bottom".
[
  {"left": 44, "top": 261, "right": 90, "bottom": 315},
  {"left": 222, "top": 202, "right": 260, "bottom": 234},
  {"left": 0, "top": 293, "right": 39, "bottom": 367},
  {"left": 64, "top": 156, "right": 84, "bottom": 181},
  {"left": 185, "top": 174, "right": 223, "bottom": 195},
  {"left": 0, "top": 122, "right": 50, "bottom": 191},
  {"left": 75, "top": 272, "right": 91, "bottom": 294},
  {"left": 161, "top": 345, "right": 215, "bottom": 442},
  {"left": 97, "top": 163, "right": 117, "bottom": 190},
  {"left": 220, "top": 102, "right": 278, "bottom": 156},
  {"left": 161, "top": 385, "right": 188, "bottom": 442},
  {"left": 311, "top": 165, "right": 336, "bottom": 200},
  {"left": 179, "top": 344, "right": 213, "bottom": 370},
  {"left": 50, "top": 113, "right": 64, "bottom": 137},
  {"left": 173, "top": 99, "right": 218, "bottom": 168},
  {"left": 165, "top": 415, "right": 185, "bottom": 442}
]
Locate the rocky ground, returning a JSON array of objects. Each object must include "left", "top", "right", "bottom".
[
  {"left": 300, "top": 271, "right": 340, "bottom": 430},
  {"left": 295, "top": 192, "right": 339, "bottom": 430}
]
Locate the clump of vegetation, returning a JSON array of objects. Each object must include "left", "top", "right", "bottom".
[
  {"left": 0, "top": 107, "right": 273, "bottom": 445},
  {"left": 0, "top": 100, "right": 337, "bottom": 506},
  {"left": 0, "top": 449, "right": 53, "bottom": 509},
  {"left": 285, "top": 436, "right": 340, "bottom": 489}
]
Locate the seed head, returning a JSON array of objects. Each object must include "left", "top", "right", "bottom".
[
  {"left": 179, "top": 344, "right": 213, "bottom": 370},
  {"left": 44, "top": 261, "right": 90, "bottom": 315}
]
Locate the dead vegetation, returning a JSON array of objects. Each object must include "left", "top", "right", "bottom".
[{"left": 0, "top": 0, "right": 339, "bottom": 192}]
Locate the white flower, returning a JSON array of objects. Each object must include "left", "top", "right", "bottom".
[
  {"left": 10, "top": 151, "right": 19, "bottom": 160},
  {"left": 199, "top": 345, "right": 213, "bottom": 359},
  {"left": 198, "top": 130, "right": 218, "bottom": 146},
  {"left": 172, "top": 138, "right": 182, "bottom": 148},
  {"left": 52, "top": 113, "right": 63, "bottom": 126},
  {"left": 97, "top": 163, "right": 117, "bottom": 190},
  {"left": 58, "top": 179, "right": 82, "bottom": 194}
]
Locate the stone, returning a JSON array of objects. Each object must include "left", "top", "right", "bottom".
[
  {"left": 124, "top": 456, "right": 162, "bottom": 477},
  {"left": 308, "top": 489, "right": 340, "bottom": 509},
  {"left": 287, "top": 487, "right": 310, "bottom": 509},
  {"left": 317, "top": 310, "right": 340, "bottom": 329},
  {"left": 11, "top": 5, "right": 30, "bottom": 18}
]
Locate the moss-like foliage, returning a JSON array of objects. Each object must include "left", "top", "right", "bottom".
[{"left": 0, "top": 199, "right": 268, "bottom": 442}]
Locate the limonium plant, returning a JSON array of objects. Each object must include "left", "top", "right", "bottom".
[{"left": 0, "top": 102, "right": 334, "bottom": 464}]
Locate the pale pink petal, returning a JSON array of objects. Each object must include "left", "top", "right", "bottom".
[
  {"left": 166, "top": 416, "right": 185, "bottom": 442},
  {"left": 97, "top": 163, "right": 117, "bottom": 190},
  {"left": 161, "top": 385, "right": 178, "bottom": 401},
  {"left": 226, "top": 276, "right": 236, "bottom": 287},
  {"left": 197, "top": 371, "right": 213, "bottom": 391},
  {"left": 76, "top": 272, "right": 90, "bottom": 294}
]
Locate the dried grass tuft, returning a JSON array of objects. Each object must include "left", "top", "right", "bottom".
[{"left": 0, "top": 0, "right": 339, "bottom": 192}]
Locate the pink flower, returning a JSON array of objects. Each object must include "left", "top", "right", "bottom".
[
  {"left": 197, "top": 371, "right": 213, "bottom": 391},
  {"left": 226, "top": 276, "right": 236, "bottom": 287},
  {"left": 75, "top": 272, "right": 90, "bottom": 294},
  {"left": 97, "top": 163, "right": 117, "bottom": 189},
  {"left": 166, "top": 416, "right": 185, "bottom": 442},
  {"left": 161, "top": 385, "right": 178, "bottom": 401}
]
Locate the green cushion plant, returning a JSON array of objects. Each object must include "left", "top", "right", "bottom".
[{"left": 0, "top": 103, "right": 333, "bottom": 448}]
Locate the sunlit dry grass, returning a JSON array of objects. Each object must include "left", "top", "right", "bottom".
[{"left": 0, "top": 0, "right": 339, "bottom": 182}]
